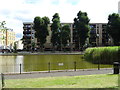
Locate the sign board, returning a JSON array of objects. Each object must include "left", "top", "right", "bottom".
[{"left": 58, "top": 63, "right": 64, "bottom": 66}]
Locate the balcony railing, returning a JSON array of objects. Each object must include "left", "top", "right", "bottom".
[
  {"left": 23, "top": 26, "right": 32, "bottom": 29},
  {"left": 23, "top": 41, "right": 31, "bottom": 44},
  {"left": 23, "top": 36, "right": 31, "bottom": 39},
  {"left": 23, "top": 31, "right": 31, "bottom": 34}
]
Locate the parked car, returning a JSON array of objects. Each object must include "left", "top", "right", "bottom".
[{"left": 1, "top": 49, "right": 11, "bottom": 53}]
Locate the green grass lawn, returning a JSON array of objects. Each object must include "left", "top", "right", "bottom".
[{"left": 4, "top": 74, "right": 118, "bottom": 88}]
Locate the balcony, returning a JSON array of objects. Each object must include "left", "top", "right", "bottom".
[
  {"left": 90, "top": 30, "right": 96, "bottom": 34},
  {"left": 23, "top": 27, "right": 31, "bottom": 30},
  {"left": 23, "top": 25, "right": 32, "bottom": 30},
  {"left": 23, "top": 41, "right": 31, "bottom": 44},
  {"left": 23, "top": 31, "right": 31, "bottom": 34},
  {"left": 23, "top": 36, "right": 31, "bottom": 39},
  {"left": 23, "top": 40, "right": 30, "bottom": 43}
]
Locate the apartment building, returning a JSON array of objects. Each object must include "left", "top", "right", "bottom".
[
  {"left": 0, "top": 28, "right": 15, "bottom": 49},
  {"left": 23, "top": 22, "right": 112, "bottom": 51},
  {"left": 23, "top": 22, "right": 35, "bottom": 51},
  {"left": 118, "top": 1, "right": 120, "bottom": 14},
  {"left": 15, "top": 40, "right": 23, "bottom": 50},
  {"left": 89, "top": 23, "right": 113, "bottom": 46},
  {"left": 23, "top": 23, "right": 74, "bottom": 51}
]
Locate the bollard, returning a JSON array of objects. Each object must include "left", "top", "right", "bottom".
[
  {"left": 98, "top": 63, "right": 100, "bottom": 70},
  {"left": 1, "top": 73, "right": 5, "bottom": 88},
  {"left": 48, "top": 62, "right": 50, "bottom": 73},
  {"left": 74, "top": 61, "right": 76, "bottom": 71},
  {"left": 98, "top": 59, "right": 100, "bottom": 70},
  {"left": 20, "top": 64, "right": 22, "bottom": 74},
  {"left": 113, "top": 62, "right": 119, "bottom": 74}
]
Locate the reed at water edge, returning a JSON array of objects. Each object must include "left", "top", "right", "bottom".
[{"left": 84, "top": 46, "right": 120, "bottom": 64}]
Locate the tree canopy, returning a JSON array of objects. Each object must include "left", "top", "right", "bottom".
[
  {"left": 51, "top": 13, "right": 61, "bottom": 50},
  {"left": 61, "top": 24, "right": 70, "bottom": 47},
  {"left": 73, "top": 11, "right": 90, "bottom": 50},
  {"left": 0, "top": 21, "right": 8, "bottom": 40},
  {"left": 0, "top": 21, "right": 6, "bottom": 31},
  {"left": 106, "top": 13, "right": 120, "bottom": 46},
  {"left": 33, "top": 16, "right": 50, "bottom": 51}
]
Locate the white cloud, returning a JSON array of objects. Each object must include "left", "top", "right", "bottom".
[
  {"left": 78, "top": 0, "right": 119, "bottom": 23},
  {"left": 0, "top": 0, "right": 119, "bottom": 40}
]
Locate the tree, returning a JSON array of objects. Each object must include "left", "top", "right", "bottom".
[
  {"left": 0, "top": 21, "right": 6, "bottom": 40},
  {"left": 13, "top": 42, "right": 17, "bottom": 53},
  {"left": 61, "top": 24, "right": 70, "bottom": 50},
  {"left": 40, "top": 16, "right": 50, "bottom": 50},
  {"left": 42, "top": 16, "right": 50, "bottom": 39},
  {"left": 0, "top": 21, "right": 6, "bottom": 30},
  {"left": 0, "top": 21, "right": 9, "bottom": 50},
  {"left": 73, "top": 11, "right": 90, "bottom": 50},
  {"left": 31, "top": 41, "right": 35, "bottom": 52},
  {"left": 33, "top": 16, "right": 50, "bottom": 51},
  {"left": 33, "top": 16, "right": 43, "bottom": 51},
  {"left": 0, "top": 21, "right": 7, "bottom": 35},
  {"left": 51, "top": 13, "right": 61, "bottom": 50},
  {"left": 106, "top": 13, "right": 120, "bottom": 46}
]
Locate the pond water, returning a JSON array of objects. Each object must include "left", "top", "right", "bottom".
[{"left": 0, "top": 54, "right": 112, "bottom": 73}]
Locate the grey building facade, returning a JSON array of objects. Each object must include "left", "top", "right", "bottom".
[{"left": 23, "top": 22, "right": 113, "bottom": 51}]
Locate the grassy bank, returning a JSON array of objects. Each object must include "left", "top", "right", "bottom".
[
  {"left": 4, "top": 74, "right": 118, "bottom": 88},
  {"left": 84, "top": 46, "right": 120, "bottom": 64}
]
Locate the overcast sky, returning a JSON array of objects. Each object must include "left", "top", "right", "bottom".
[{"left": 0, "top": 0, "right": 119, "bottom": 40}]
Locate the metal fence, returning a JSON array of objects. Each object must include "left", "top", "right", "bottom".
[{"left": 0, "top": 61, "right": 112, "bottom": 74}]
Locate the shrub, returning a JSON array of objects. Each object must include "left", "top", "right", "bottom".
[{"left": 84, "top": 46, "right": 119, "bottom": 64}]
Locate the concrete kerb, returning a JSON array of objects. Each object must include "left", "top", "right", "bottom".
[
  {"left": 2, "top": 68, "right": 112, "bottom": 75},
  {"left": 0, "top": 51, "right": 84, "bottom": 56}
]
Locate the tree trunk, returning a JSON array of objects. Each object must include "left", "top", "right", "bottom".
[{"left": 78, "top": 37, "right": 80, "bottom": 51}]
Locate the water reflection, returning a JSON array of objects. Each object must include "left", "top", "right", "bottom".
[
  {"left": 0, "top": 55, "right": 112, "bottom": 73},
  {"left": 0, "top": 56, "right": 15, "bottom": 73},
  {"left": 23, "top": 55, "right": 84, "bottom": 71},
  {"left": 14, "top": 56, "right": 23, "bottom": 73},
  {"left": 0, "top": 56, "right": 23, "bottom": 73}
]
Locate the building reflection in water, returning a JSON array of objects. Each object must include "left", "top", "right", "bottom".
[
  {"left": 0, "top": 56, "right": 23, "bottom": 73},
  {"left": 0, "top": 56, "right": 15, "bottom": 73}
]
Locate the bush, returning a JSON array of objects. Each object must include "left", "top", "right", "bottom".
[{"left": 84, "top": 46, "right": 119, "bottom": 64}]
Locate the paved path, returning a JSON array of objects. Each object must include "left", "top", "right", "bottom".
[{"left": 4, "top": 68, "right": 113, "bottom": 79}]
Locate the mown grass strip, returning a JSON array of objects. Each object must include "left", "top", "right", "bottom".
[{"left": 5, "top": 74, "right": 118, "bottom": 88}]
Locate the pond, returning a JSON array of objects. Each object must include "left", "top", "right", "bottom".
[{"left": 0, "top": 54, "right": 112, "bottom": 73}]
